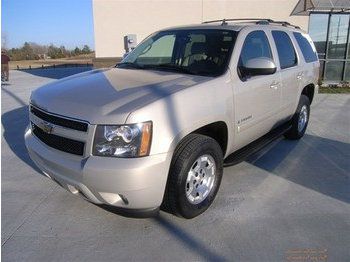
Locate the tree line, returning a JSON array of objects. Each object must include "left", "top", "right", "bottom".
[{"left": 4, "top": 42, "right": 93, "bottom": 61}]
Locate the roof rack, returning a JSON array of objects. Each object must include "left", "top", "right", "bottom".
[
  {"left": 270, "top": 20, "right": 301, "bottom": 29},
  {"left": 202, "top": 18, "right": 301, "bottom": 29}
]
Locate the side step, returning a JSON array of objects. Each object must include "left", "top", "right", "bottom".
[{"left": 223, "top": 122, "right": 291, "bottom": 167}]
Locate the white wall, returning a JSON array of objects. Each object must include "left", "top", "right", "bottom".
[{"left": 93, "top": 0, "right": 309, "bottom": 58}]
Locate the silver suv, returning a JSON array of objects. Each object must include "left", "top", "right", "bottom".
[{"left": 25, "top": 19, "right": 319, "bottom": 218}]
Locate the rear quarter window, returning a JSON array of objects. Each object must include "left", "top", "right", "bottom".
[{"left": 293, "top": 32, "right": 318, "bottom": 63}]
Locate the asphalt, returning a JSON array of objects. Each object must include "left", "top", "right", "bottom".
[{"left": 1, "top": 69, "right": 350, "bottom": 261}]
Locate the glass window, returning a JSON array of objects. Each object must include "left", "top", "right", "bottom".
[
  {"left": 348, "top": 27, "right": 350, "bottom": 60},
  {"left": 120, "top": 29, "right": 237, "bottom": 77},
  {"left": 327, "top": 14, "right": 350, "bottom": 59},
  {"left": 309, "top": 13, "right": 329, "bottom": 58},
  {"left": 325, "top": 61, "right": 345, "bottom": 81},
  {"left": 293, "top": 32, "right": 318, "bottom": 63},
  {"left": 136, "top": 35, "right": 175, "bottom": 64},
  {"left": 345, "top": 62, "right": 350, "bottom": 81},
  {"left": 238, "top": 30, "right": 272, "bottom": 67},
  {"left": 272, "top": 31, "right": 298, "bottom": 69},
  {"left": 309, "top": 12, "right": 350, "bottom": 82},
  {"left": 183, "top": 34, "right": 206, "bottom": 59}
]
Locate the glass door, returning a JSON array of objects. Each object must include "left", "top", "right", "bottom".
[
  {"left": 309, "top": 12, "right": 350, "bottom": 82},
  {"left": 324, "top": 14, "right": 350, "bottom": 82}
]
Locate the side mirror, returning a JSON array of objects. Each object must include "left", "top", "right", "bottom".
[{"left": 239, "top": 58, "right": 277, "bottom": 78}]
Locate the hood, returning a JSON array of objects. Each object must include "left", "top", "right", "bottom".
[{"left": 31, "top": 68, "right": 211, "bottom": 124}]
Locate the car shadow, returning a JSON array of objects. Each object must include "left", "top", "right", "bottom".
[
  {"left": 95, "top": 133, "right": 349, "bottom": 261},
  {"left": 154, "top": 214, "right": 227, "bottom": 261},
  {"left": 18, "top": 66, "right": 93, "bottom": 79},
  {"left": 2, "top": 104, "right": 42, "bottom": 174},
  {"left": 96, "top": 204, "right": 227, "bottom": 261},
  {"left": 247, "top": 134, "right": 350, "bottom": 204}
]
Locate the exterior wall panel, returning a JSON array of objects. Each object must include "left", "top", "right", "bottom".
[{"left": 93, "top": 0, "right": 309, "bottom": 58}]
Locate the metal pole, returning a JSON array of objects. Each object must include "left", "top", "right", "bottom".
[
  {"left": 342, "top": 15, "right": 350, "bottom": 81},
  {"left": 324, "top": 13, "right": 332, "bottom": 81}
]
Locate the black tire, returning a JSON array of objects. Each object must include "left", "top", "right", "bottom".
[
  {"left": 284, "top": 94, "right": 310, "bottom": 140},
  {"left": 161, "top": 134, "right": 223, "bottom": 219}
]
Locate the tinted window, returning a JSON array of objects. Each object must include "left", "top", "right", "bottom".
[
  {"left": 272, "top": 31, "right": 297, "bottom": 69},
  {"left": 293, "top": 32, "right": 318, "bottom": 63},
  {"left": 239, "top": 30, "right": 272, "bottom": 67}
]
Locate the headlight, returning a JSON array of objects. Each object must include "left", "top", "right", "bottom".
[{"left": 93, "top": 122, "right": 152, "bottom": 158}]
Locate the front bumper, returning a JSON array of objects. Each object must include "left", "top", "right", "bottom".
[{"left": 25, "top": 127, "right": 171, "bottom": 210}]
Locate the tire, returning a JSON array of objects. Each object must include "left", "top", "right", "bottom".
[
  {"left": 161, "top": 134, "right": 223, "bottom": 218},
  {"left": 284, "top": 94, "right": 310, "bottom": 140}
]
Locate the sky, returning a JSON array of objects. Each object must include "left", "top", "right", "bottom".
[{"left": 1, "top": 0, "right": 94, "bottom": 50}]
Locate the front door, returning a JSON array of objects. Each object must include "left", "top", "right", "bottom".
[{"left": 233, "top": 30, "right": 282, "bottom": 149}]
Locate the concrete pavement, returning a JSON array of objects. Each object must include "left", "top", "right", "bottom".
[{"left": 1, "top": 69, "right": 350, "bottom": 261}]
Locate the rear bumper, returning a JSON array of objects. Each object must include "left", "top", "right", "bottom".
[{"left": 25, "top": 127, "right": 172, "bottom": 210}]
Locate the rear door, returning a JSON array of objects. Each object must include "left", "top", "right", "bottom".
[
  {"left": 232, "top": 29, "right": 282, "bottom": 149},
  {"left": 270, "top": 30, "right": 302, "bottom": 120}
]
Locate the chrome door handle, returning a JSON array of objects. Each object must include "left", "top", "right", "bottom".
[{"left": 270, "top": 82, "right": 280, "bottom": 89}]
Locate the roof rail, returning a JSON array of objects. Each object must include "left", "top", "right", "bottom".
[
  {"left": 270, "top": 21, "right": 301, "bottom": 29},
  {"left": 202, "top": 18, "right": 301, "bottom": 29},
  {"left": 202, "top": 18, "right": 273, "bottom": 26}
]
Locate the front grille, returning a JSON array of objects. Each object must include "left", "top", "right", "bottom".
[
  {"left": 30, "top": 106, "right": 88, "bottom": 132},
  {"left": 32, "top": 123, "right": 85, "bottom": 156}
]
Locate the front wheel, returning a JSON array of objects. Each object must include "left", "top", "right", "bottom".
[
  {"left": 284, "top": 94, "right": 310, "bottom": 140},
  {"left": 162, "top": 134, "right": 223, "bottom": 218}
]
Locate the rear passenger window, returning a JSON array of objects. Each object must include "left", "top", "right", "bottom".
[
  {"left": 272, "top": 31, "right": 297, "bottom": 69},
  {"left": 293, "top": 32, "right": 318, "bottom": 63},
  {"left": 239, "top": 30, "right": 272, "bottom": 67}
]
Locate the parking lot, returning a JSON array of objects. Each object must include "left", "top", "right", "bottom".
[{"left": 2, "top": 69, "right": 350, "bottom": 261}]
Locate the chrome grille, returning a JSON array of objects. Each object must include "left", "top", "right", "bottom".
[
  {"left": 30, "top": 106, "right": 88, "bottom": 132},
  {"left": 30, "top": 105, "right": 88, "bottom": 156}
]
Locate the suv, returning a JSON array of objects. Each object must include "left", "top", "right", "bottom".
[{"left": 25, "top": 19, "right": 319, "bottom": 218}]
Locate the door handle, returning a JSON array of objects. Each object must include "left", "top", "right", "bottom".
[
  {"left": 270, "top": 82, "right": 280, "bottom": 89},
  {"left": 297, "top": 72, "right": 304, "bottom": 80}
]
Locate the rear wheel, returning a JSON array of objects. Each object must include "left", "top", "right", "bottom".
[
  {"left": 284, "top": 94, "right": 310, "bottom": 140},
  {"left": 162, "top": 134, "right": 223, "bottom": 218}
]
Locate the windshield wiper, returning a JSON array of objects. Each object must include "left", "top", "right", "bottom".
[
  {"left": 116, "top": 62, "right": 144, "bottom": 69},
  {"left": 143, "top": 64, "right": 194, "bottom": 75}
]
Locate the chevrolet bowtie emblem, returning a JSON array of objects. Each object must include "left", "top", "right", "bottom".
[{"left": 40, "top": 121, "right": 54, "bottom": 134}]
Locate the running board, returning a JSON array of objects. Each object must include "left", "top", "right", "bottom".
[{"left": 223, "top": 122, "right": 291, "bottom": 167}]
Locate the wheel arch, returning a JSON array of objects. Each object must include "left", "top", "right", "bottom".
[
  {"left": 301, "top": 83, "right": 315, "bottom": 104},
  {"left": 189, "top": 121, "right": 229, "bottom": 156}
]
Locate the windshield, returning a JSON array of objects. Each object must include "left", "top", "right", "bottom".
[{"left": 117, "top": 29, "right": 237, "bottom": 77}]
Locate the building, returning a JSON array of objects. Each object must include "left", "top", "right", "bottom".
[
  {"left": 293, "top": 0, "right": 350, "bottom": 83},
  {"left": 92, "top": 0, "right": 350, "bottom": 82}
]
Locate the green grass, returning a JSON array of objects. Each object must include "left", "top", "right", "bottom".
[{"left": 319, "top": 86, "right": 350, "bottom": 94}]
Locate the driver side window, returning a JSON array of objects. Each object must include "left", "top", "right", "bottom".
[{"left": 239, "top": 30, "right": 272, "bottom": 68}]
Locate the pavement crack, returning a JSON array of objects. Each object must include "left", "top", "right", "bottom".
[{"left": 1, "top": 184, "right": 58, "bottom": 246}]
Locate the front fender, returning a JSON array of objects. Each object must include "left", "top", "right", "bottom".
[{"left": 126, "top": 74, "right": 235, "bottom": 157}]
